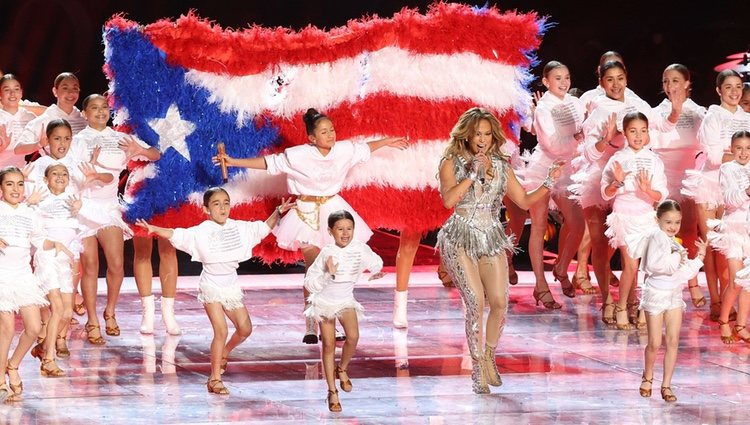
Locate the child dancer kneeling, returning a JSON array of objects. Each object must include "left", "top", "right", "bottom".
[
  {"left": 627, "top": 200, "right": 707, "bottom": 403},
  {"left": 304, "top": 210, "right": 384, "bottom": 412},
  {"left": 137, "top": 188, "right": 293, "bottom": 395}
]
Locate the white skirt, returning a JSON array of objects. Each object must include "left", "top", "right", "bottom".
[
  {"left": 304, "top": 280, "right": 364, "bottom": 322},
  {"left": 273, "top": 195, "right": 373, "bottom": 251},
  {"left": 706, "top": 219, "right": 750, "bottom": 260},
  {"left": 33, "top": 249, "right": 76, "bottom": 294},
  {"left": 605, "top": 210, "right": 656, "bottom": 249},
  {"left": 681, "top": 169, "right": 723, "bottom": 209},
  {"left": 520, "top": 150, "right": 574, "bottom": 199},
  {"left": 0, "top": 273, "right": 50, "bottom": 312},
  {"left": 569, "top": 167, "right": 608, "bottom": 209},
  {"left": 197, "top": 272, "right": 245, "bottom": 311},
  {"left": 639, "top": 283, "right": 686, "bottom": 315},
  {"left": 78, "top": 198, "right": 134, "bottom": 240}
]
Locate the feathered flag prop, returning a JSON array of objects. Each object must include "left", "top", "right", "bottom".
[{"left": 103, "top": 2, "right": 544, "bottom": 264}]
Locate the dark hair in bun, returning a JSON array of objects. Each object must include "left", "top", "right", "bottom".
[{"left": 302, "top": 108, "right": 330, "bottom": 135}]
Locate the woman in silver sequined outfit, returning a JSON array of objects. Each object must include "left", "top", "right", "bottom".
[{"left": 437, "top": 108, "right": 561, "bottom": 394}]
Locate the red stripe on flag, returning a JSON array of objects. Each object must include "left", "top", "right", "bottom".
[
  {"left": 133, "top": 4, "right": 540, "bottom": 75},
  {"left": 261, "top": 95, "right": 522, "bottom": 149}
]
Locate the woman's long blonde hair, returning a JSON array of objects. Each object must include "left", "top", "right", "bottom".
[{"left": 443, "top": 107, "right": 507, "bottom": 161}]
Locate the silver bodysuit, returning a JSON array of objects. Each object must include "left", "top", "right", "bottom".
[{"left": 437, "top": 154, "right": 513, "bottom": 393}]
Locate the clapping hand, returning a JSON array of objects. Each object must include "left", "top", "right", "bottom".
[
  {"left": 325, "top": 256, "right": 338, "bottom": 276},
  {"left": 635, "top": 169, "right": 653, "bottom": 192},
  {"left": 612, "top": 161, "right": 630, "bottom": 184}
]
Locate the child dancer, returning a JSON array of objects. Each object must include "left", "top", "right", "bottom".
[
  {"left": 0, "top": 167, "right": 59, "bottom": 401},
  {"left": 708, "top": 131, "right": 750, "bottom": 344},
  {"left": 628, "top": 200, "right": 707, "bottom": 403},
  {"left": 15, "top": 72, "right": 87, "bottom": 156},
  {"left": 572, "top": 60, "right": 680, "bottom": 326},
  {"left": 651, "top": 64, "right": 706, "bottom": 309},
  {"left": 28, "top": 164, "right": 82, "bottom": 376},
  {"left": 137, "top": 189, "right": 293, "bottom": 395},
  {"left": 682, "top": 70, "right": 750, "bottom": 322},
  {"left": 216, "top": 108, "right": 406, "bottom": 343},
  {"left": 73, "top": 94, "right": 159, "bottom": 345},
  {"left": 524, "top": 61, "right": 587, "bottom": 302},
  {"left": 602, "top": 112, "right": 668, "bottom": 330},
  {"left": 0, "top": 74, "right": 37, "bottom": 168},
  {"left": 304, "top": 210, "right": 384, "bottom": 412}
]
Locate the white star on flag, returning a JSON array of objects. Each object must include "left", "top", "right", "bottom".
[{"left": 148, "top": 103, "right": 196, "bottom": 161}]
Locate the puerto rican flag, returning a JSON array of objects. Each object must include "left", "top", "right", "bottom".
[{"left": 103, "top": 3, "right": 544, "bottom": 263}]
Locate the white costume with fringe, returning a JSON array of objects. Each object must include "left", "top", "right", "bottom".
[
  {"left": 31, "top": 188, "right": 98, "bottom": 294},
  {"left": 681, "top": 105, "right": 750, "bottom": 208},
  {"left": 303, "top": 240, "right": 383, "bottom": 321},
  {"left": 71, "top": 126, "right": 150, "bottom": 238},
  {"left": 522, "top": 92, "right": 584, "bottom": 196},
  {"left": 0, "top": 202, "right": 50, "bottom": 312},
  {"left": 651, "top": 99, "right": 706, "bottom": 200},
  {"left": 17, "top": 104, "right": 87, "bottom": 149},
  {"left": 569, "top": 95, "right": 674, "bottom": 209},
  {"left": 601, "top": 147, "right": 667, "bottom": 248},
  {"left": 706, "top": 160, "right": 750, "bottom": 260},
  {"left": 627, "top": 228, "right": 703, "bottom": 315},
  {"left": 169, "top": 218, "right": 270, "bottom": 310},
  {"left": 265, "top": 141, "right": 373, "bottom": 250},
  {"left": 0, "top": 107, "right": 37, "bottom": 168}
]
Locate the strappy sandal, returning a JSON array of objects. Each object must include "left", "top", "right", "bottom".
[
  {"left": 718, "top": 319, "right": 735, "bottom": 344},
  {"left": 336, "top": 364, "right": 352, "bottom": 392},
  {"left": 639, "top": 375, "right": 653, "bottom": 397},
  {"left": 553, "top": 267, "right": 576, "bottom": 298},
  {"left": 56, "top": 336, "right": 70, "bottom": 358},
  {"left": 0, "top": 382, "right": 11, "bottom": 403},
  {"left": 613, "top": 305, "right": 634, "bottom": 330},
  {"left": 533, "top": 289, "right": 562, "bottom": 310},
  {"left": 600, "top": 302, "right": 616, "bottom": 325},
  {"left": 5, "top": 363, "right": 22, "bottom": 397},
  {"left": 30, "top": 342, "right": 44, "bottom": 361},
  {"left": 40, "top": 358, "right": 65, "bottom": 378},
  {"left": 73, "top": 302, "right": 86, "bottom": 316},
  {"left": 84, "top": 323, "right": 106, "bottom": 345},
  {"left": 572, "top": 274, "right": 599, "bottom": 295},
  {"left": 207, "top": 378, "right": 229, "bottom": 395},
  {"left": 688, "top": 283, "right": 706, "bottom": 308},
  {"left": 103, "top": 312, "right": 120, "bottom": 337},
  {"left": 327, "top": 389, "right": 342, "bottom": 412},
  {"left": 734, "top": 325, "right": 750, "bottom": 343},
  {"left": 661, "top": 386, "right": 677, "bottom": 402}
]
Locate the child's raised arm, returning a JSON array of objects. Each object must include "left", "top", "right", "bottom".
[{"left": 136, "top": 218, "right": 174, "bottom": 239}]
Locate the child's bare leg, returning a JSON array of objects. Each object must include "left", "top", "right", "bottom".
[
  {"left": 203, "top": 302, "right": 229, "bottom": 390},
  {"left": 222, "top": 306, "right": 252, "bottom": 360},
  {"left": 662, "top": 308, "right": 683, "bottom": 389}
]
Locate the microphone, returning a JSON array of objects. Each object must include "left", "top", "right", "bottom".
[
  {"left": 217, "top": 142, "right": 228, "bottom": 183},
  {"left": 477, "top": 163, "right": 486, "bottom": 185}
]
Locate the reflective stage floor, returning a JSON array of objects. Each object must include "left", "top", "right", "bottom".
[{"left": 3, "top": 268, "right": 749, "bottom": 424}]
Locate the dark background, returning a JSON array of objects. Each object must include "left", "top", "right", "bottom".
[
  {"left": 2, "top": 0, "right": 749, "bottom": 274},
  {"left": 3, "top": 1, "right": 749, "bottom": 111}
]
